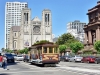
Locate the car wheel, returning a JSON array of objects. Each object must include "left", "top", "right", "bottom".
[
  {"left": 81, "top": 61, "right": 83, "bottom": 63},
  {"left": 95, "top": 60, "right": 98, "bottom": 64},
  {"left": 63, "top": 59, "right": 66, "bottom": 62},
  {"left": 74, "top": 60, "right": 76, "bottom": 62},
  {"left": 12, "top": 60, "right": 15, "bottom": 63},
  {"left": 87, "top": 61, "right": 89, "bottom": 63},
  {"left": 68, "top": 59, "right": 71, "bottom": 62}
]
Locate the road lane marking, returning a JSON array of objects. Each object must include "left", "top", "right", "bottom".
[
  {"left": 18, "top": 62, "right": 100, "bottom": 74},
  {"left": 56, "top": 66, "right": 100, "bottom": 74},
  {"left": 0, "top": 69, "right": 59, "bottom": 73},
  {"left": 57, "top": 68, "right": 100, "bottom": 75},
  {"left": 17, "top": 62, "right": 42, "bottom": 69}
]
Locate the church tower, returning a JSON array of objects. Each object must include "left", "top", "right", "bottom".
[
  {"left": 42, "top": 9, "right": 52, "bottom": 42},
  {"left": 20, "top": 8, "right": 31, "bottom": 49}
]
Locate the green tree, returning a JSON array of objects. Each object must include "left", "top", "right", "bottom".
[
  {"left": 70, "top": 42, "right": 84, "bottom": 53},
  {"left": 56, "top": 33, "right": 78, "bottom": 45},
  {"left": 5, "top": 49, "right": 13, "bottom": 53},
  {"left": 94, "top": 41, "right": 100, "bottom": 52},
  {"left": 1, "top": 48, "right": 5, "bottom": 52},
  {"left": 23, "top": 48, "right": 29, "bottom": 54},
  {"left": 59, "top": 45, "right": 67, "bottom": 55},
  {"left": 65, "top": 39, "right": 79, "bottom": 48},
  {"left": 18, "top": 50, "right": 24, "bottom": 54}
]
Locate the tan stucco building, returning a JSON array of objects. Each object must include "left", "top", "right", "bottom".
[
  {"left": 84, "top": 1, "right": 100, "bottom": 49},
  {"left": 8, "top": 8, "right": 53, "bottom": 50}
]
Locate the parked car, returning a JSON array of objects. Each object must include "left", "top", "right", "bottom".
[
  {"left": 12, "top": 54, "right": 17, "bottom": 59},
  {"left": 23, "top": 55, "right": 29, "bottom": 62},
  {"left": 69, "top": 55, "right": 83, "bottom": 62},
  {"left": 95, "top": 57, "right": 100, "bottom": 64},
  {"left": 81, "top": 56, "right": 96, "bottom": 63},
  {"left": 15, "top": 55, "right": 24, "bottom": 61},
  {"left": 60, "top": 55, "right": 71, "bottom": 61},
  {"left": 5, "top": 53, "right": 15, "bottom": 63}
]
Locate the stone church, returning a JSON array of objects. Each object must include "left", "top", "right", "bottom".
[{"left": 8, "top": 8, "right": 52, "bottom": 50}]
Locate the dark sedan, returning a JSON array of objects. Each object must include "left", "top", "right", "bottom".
[
  {"left": 60, "top": 55, "right": 70, "bottom": 61},
  {"left": 5, "top": 53, "right": 15, "bottom": 63},
  {"left": 95, "top": 57, "right": 100, "bottom": 64}
]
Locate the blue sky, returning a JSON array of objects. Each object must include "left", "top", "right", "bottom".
[{"left": 0, "top": 0, "right": 98, "bottom": 50}]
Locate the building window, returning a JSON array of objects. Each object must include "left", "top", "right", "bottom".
[
  {"left": 45, "top": 14, "right": 48, "bottom": 22},
  {"left": 72, "top": 26, "right": 73, "bottom": 29},
  {"left": 15, "top": 33, "right": 16, "bottom": 36},
  {"left": 48, "top": 14, "right": 49, "bottom": 22},
  {"left": 24, "top": 13, "right": 28, "bottom": 22},
  {"left": 95, "top": 12, "right": 98, "bottom": 17},
  {"left": 14, "top": 41, "right": 16, "bottom": 49},
  {"left": 74, "top": 26, "right": 76, "bottom": 29}
]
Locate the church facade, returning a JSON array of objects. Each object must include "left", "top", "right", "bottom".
[{"left": 8, "top": 8, "right": 52, "bottom": 50}]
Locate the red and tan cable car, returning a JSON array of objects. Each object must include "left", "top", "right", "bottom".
[{"left": 28, "top": 42, "right": 60, "bottom": 67}]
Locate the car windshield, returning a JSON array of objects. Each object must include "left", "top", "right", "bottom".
[
  {"left": 13, "top": 55, "right": 17, "bottom": 56},
  {"left": 89, "top": 56, "right": 95, "bottom": 58},
  {"left": 64, "top": 56, "right": 70, "bottom": 57},
  {"left": 75, "top": 55, "right": 81, "bottom": 57},
  {"left": 17, "top": 56, "right": 22, "bottom": 57},
  {"left": 5, "top": 54, "right": 13, "bottom": 56}
]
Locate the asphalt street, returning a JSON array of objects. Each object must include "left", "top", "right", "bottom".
[
  {"left": 0, "top": 61, "right": 100, "bottom": 75},
  {"left": 59, "top": 61, "right": 100, "bottom": 70}
]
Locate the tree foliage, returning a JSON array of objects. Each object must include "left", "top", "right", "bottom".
[
  {"left": 65, "top": 39, "right": 79, "bottom": 48},
  {"left": 56, "top": 33, "right": 78, "bottom": 45},
  {"left": 70, "top": 42, "right": 84, "bottom": 53},
  {"left": 1, "top": 48, "right": 5, "bottom": 52},
  {"left": 59, "top": 45, "right": 67, "bottom": 53},
  {"left": 23, "top": 48, "right": 29, "bottom": 54},
  {"left": 5, "top": 49, "right": 13, "bottom": 53},
  {"left": 18, "top": 48, "right": 29, "bottom": 54},
  {"left": 94, "top": 41, "right": 100, "bottom": 52}
]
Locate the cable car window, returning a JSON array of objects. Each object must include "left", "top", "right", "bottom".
[
  {"left": 54, "top": 47, "right": 58, "bottom": 53},
  {"left": 43, "top": 47, "right": 47, "bottom": 53},
  {"left": 49, "top": 47, "right": 53, "bottom": 53}
]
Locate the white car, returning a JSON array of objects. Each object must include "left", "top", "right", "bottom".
[
  {"left": 69, "top": 55, "right": 83, "bottom": 62},
  {"left": 15, "top": 55, "right": 24, "bottom": 61}
]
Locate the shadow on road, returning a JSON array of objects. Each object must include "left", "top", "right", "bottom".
[
  {"left": 29, "top": 63, "right": 59, "bottom": 67},
  {"left": 0, "top": 73, "right": 9, "bottom": 75},
  {"left": 7, "top": 61, "right": 20, "bottom": 66}
]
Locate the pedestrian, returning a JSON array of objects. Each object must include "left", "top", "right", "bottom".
[
  {"left": 3, "top": 55, "right": 9, "bottom": 70},
  {"left": 0, "top": 53, "right": 3, "bottom": 67}
]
